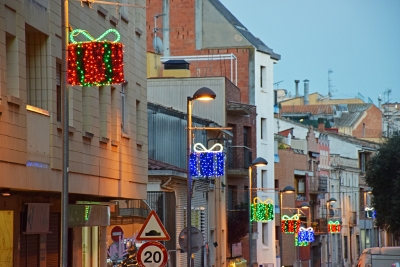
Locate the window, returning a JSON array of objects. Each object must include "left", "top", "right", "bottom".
[
  {"left": 121, "top": 85, "right": 127, "bottom": 134},
  {"left": 262, "top": 170, "right": 267, "bottom": 189},
  {"left": 99, "top": 86, "right": 110, "bottom": 138},
  {"left": 26, "top": 25, "right": 49, "bottom": 109},
  {"left": 262, "top": 223, "right": 269, "bottom": 246},
  {"left": 261, "top": 118, "right": 266, "bottom": 140},
  {"left": 82, "top": 86, "right": 97, "bottom": 135},
  {"left": 56, "top": 62, "right": 61, "bottom": 121},
  {"left": 260, "top": 65, "right": 266, "bottom": 88},
  {"left": 111, "top": 87, "right": 119, "bottom": 142},
  {"left": 136, "top": 100, "right": 141, "bottom": 139},
  {"left": 344, "top": 236, "right": 348, "bottom": 259}
]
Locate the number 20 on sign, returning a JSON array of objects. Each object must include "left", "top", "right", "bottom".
[{"left": 137, "top": 241, "right": 168, "bottom": 267}]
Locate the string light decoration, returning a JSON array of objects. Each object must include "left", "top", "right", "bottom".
[
  {"left": 250, "top": 197, "right": 274, "bottom": 222},
  {"left": 68, "top": 29, "right": 125, "bottom": 86},
  {"left": 295, "top": 232, "right": 308, "bottom": 247},
  {"left": 297, "top": 227, "right": 315, "bottom": 244},
  {"left": 281, "top": 214, "right": 300, "bottom": 234},
  {"left": 328, "top": 221, "right": 341, "bottom": 233},
  {"left": 190, "top": 143, "right": 225, "bottom": 178},
  {"left": 365, "top": 207, "right": 376, "bottom": 218}
]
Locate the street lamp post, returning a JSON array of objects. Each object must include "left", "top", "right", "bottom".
[
  {"left": 326, "top": 197, "right": 337, "bottom": 267},
  {"left": 248, "top": 157, "right": 268, "bottom": 267},
  {"left": 296, "top": 202, "right": 310, "bottom": 267},
  {"left": 186, "top": 87, "right": 216, "bottom": 267},
  {"left": 278, "top": 185, "right": 295, "bottom": 267}
]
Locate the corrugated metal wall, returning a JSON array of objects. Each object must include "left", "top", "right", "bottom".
[
  {"left": 148, "top": 77, "right": 226, "bottom": 126},
  {"left": 148, "top": 109, "right": 207, "bottom": 169}
]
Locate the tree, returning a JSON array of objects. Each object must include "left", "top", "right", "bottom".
[
  {"left": 365, "top": 134, "right": 400, "bottom": 235},
  {"left": 227, "top": 208, "right": 249, "bottom": 246}
]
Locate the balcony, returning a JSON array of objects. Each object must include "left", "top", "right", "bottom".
[
  {"left": 227, "top": 146, "right": 252, "bottom": 177},
  {"left": 308, "top": 176, "right": 328, "bottom": 193},
  {"left": 348, "top": 211, "right": 357, "bottom": 226}
]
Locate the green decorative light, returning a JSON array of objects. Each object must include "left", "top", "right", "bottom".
[{"left": 250, "top": 197, "right": 274, "bottom": 222}]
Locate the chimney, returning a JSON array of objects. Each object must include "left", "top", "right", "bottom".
[
  {"left": 295, "top": 80, "right": 300, "bottom": 97},
  {"left": 318, "top": 118, "right": 325, "bottom": 132},
  {"left": 304, "top": 79, "right": 309, "bottom": 105},
  {"left": 162, "top": 60, "right": 190, "bottom": 77}
]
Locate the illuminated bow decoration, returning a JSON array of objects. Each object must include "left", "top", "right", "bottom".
[
  {"left": 328, "top": 220, "right": 341, "bottom": 233},
  {"left": 70, "top": 29, "right": 121, "bottom": 44},
  {"left": 193, "top": 143, "right": 223, "bottom": 153},
  {"left": 282, "top": 214, "right": 300, "bottom": 221},
  {"left": 281, "top": 214, "right": 300, "bottom": 234},
  {"left": 250, "top": 197, "right": 274, "bottom": 222}
]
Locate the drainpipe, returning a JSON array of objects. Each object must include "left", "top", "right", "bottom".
[{"left": 161, "top": 177, "right": 174, "bottom": 191}]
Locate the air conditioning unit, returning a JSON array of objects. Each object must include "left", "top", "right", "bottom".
[{"left": 261, "top": 264, "right": 274, "bottom": 267}]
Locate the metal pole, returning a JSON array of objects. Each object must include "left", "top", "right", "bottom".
[
  {"left": 364, "top": 192, "right": 366, "bottom": 251},
  {"left": 61, "top": 0, "right": 69, "bottom": 266},
  {"left": 279, "top": 192, "right": 283, "bottom": 267},
  {"left": 187, "top": 97, "right": 193, "bottom": 267},
  {"left": 248, "top": 167, "right": 252, "bottom": 267},
  {"left": 326, "top": 203, "right": 330, "bottom": 267}
]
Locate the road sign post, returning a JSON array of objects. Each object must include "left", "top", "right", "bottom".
[
  {"left": 137, "top": 241, "right": 168, "bottom": 267},
  {"left": 136, "top": 210, "right": 170, "bottom": 241}
]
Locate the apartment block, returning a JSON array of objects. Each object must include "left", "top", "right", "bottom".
[{"left": 0, "top": 0, "right": 147, "bottom": 265}]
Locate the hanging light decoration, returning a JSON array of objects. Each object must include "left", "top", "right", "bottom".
[
  {"left": 328, "top": 221, "right": 341, "bottom": 233},
  {"left": 250, "top": 197, "right": 274, "bottom": 222},
  {"left": 68, "top": 29, "right": 125, "bottom": 86},
  {"left": 297, "top": 227, "right": 315, "bottom": 244},
  {"left": 281, "top": 214, "right": 300, "bottom": 234},
  {"left": 365, "top": 207, "right": 376, "bottom": 219},
  {"left": 190, "top": 143, "right": 225, "bottom": 178},
  {"left": 295, "top": 231, "right": 308, "bottom": 247}
]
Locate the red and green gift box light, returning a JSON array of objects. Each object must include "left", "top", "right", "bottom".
[
  {"left": 281, "top": 214, "right": 301, "bottom": 234},
  {"left": 328, "top": 220, "right": 341, "bottom": 233},
  {"left": 68, "top": 29, "right": 125, "bottom": 86}
]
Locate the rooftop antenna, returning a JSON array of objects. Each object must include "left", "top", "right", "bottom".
[
  {"left": 153, "top": 13, "right": 165, "bottom": 54},
  {"left": 384, "top": 88, "right": 392, "bottom": 103},
  {"left": 328, "top": 69, "right": 335, "bottom": 97},
  {"left": 274, "top": 80, "right": 283, "bottom": 89}
]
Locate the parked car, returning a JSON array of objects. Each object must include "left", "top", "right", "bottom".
[{"left": 358, "top": 247, "right": 400, "bottom": 267}]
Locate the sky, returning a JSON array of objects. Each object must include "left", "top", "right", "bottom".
[{"left": 219, "top": 0, "right": 400, "bottom": 104}]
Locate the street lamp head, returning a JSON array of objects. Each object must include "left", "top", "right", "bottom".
[
  {"left": 192, "top": 87, "right": 216, "bottom": 101},
  {"left": 328, "top": 197, "right": 337, "bottom": 203},
  {"left": 250, "top": 157, "right": 268, "bottom": 167},
  {"left": 298, "top": 201, "right": 310, "bottom": 209},
  {"left": 282, "top": 185, "right": 295, "bottom": 193}
]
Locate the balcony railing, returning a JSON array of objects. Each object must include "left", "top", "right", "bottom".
[
  {"left": 308, "top": 176, "right": 328, "bottom": 193},
  {"left": 227, "top": 146, "right": 252, "bottom": 170},
  {"left": 348, "top": 211, "right": 357, "bottom": 226}
]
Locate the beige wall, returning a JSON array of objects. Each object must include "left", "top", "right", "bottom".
[
  {"left": 280, "top": 93, "right": 364, "bottom": 106},
  {"left": 0, "top": 0, "right": 148, "bottom": 200}
]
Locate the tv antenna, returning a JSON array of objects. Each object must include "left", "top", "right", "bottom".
[
  {"left": 328, "top": 69, "right": 335, "bottom": 97},
  {"left": 273, "top": 80, "right": 283, "bottom": 89},
  {"left": 152, "top": 13, "right": 165, "bottom": 54}
]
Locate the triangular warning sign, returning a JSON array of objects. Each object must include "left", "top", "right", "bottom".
[{"left": 136, "top": 210, "right": 170, "bottom": 241}]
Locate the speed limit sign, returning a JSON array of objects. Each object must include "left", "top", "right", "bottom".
[{"left": 137, "top": 241, "right": 168, "bottom": 267}]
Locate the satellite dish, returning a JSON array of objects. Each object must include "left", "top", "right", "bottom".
[{"left": 152, "top": 36, "right": 164, "bottom": 54}]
